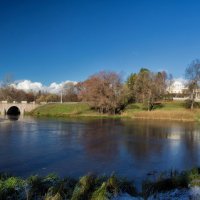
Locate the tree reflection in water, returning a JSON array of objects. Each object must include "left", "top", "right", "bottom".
[{"left": 1, "top": 117, "right": 200, "bottom": 182}]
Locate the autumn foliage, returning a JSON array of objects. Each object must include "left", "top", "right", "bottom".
[{"left": 78, "top": 71, "right": 127, "bottom": 114}]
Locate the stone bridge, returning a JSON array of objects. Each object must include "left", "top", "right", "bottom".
[{"left": 0, "top": 101, "right": 40, "bottom": 115}]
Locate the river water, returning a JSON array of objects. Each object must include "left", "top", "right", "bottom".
[{"left": 1, "top": 117, "right": 200, "bottom": 183}]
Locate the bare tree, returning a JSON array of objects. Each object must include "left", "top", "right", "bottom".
[
  {"left": 165, "top": 73, "right": 174, "bottom": 100},
  {"left": 155, "top": 71, "right": 167, "bottom": 98},
  {"left": 167, "top": 73, "right": 174, "bottom": 92},
  {"left": 185, "top": 59, "right": 200, "bottom": 109},
  {"left": 63, "top": 82, "right": 78, "bottom": 102},
  {"left": 0, "top": 87, "right": 27, "bottom": 102},
  {"left": 0, "top": 74, "right": 14, "bottom": 101}
]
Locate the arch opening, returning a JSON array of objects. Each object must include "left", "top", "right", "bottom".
[{"left": 7, "top": 106, "right": 21, "bottom": 116}]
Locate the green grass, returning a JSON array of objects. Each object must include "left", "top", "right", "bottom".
[
  {"left": 29, "top": 103, "right": 126, "bottom": 119},
  {"left": 30, "top": 103, "right": 91, "bottom": 117},
  {"left": 124, "top": 101, "right": 186, "bottom": 112},
  {"left": 158, "top": 101, "right": 185, "bottom": 111}
]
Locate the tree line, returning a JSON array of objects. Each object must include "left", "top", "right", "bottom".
[
  {"left": 78, "top": 59, "right": 200, "bottom": 111},
  {"left": 1, "top": 59, "right": 200, "bottom": 112},
  {"left": 0, "top": 80, "right": 79, "bottom": 104}
]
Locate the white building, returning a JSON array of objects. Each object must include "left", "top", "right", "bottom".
[
  {"left": 167, "top": 79, "right": 200, "bottom": 101},
  {"left": 167, "top": 79, "right": 187, "bottom": 94}
]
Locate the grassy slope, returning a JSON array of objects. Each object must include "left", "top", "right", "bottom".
[
  {"left": 29, "top": 103, "right": 120, "bottom": 118},
  {"left": 30, "top": 103, "right": 91, "bottom": 117},
  {"left": 30, "top": 101, "right": 200, "bottom": 121}
]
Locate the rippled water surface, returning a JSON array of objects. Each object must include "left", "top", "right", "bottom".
[{"left": 1, "top": 117, "right": 200, "bottom": 182}]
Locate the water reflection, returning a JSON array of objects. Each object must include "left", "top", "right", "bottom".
[
  {"left": 0, "top": 117, "right": 200, "bottom": 183},
  {"left": 7, "top": 115, "right": 20, "bottom": 121}
]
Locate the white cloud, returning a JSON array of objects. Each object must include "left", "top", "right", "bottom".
[
  {"left": 47, "top": 81, "right": 77, "bottom": 93},
  {"left": 12, "top": 80, "right": 43, "bottom": 92},
  {"left": 12, "top": 80, "right": 77, "bottom": 94}
]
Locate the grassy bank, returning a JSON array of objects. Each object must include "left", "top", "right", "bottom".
[
  {"left": 29, "top": 101, "right": 200, "bottom": 121},
  {"left": 29, "top": 103, "right": 123, "bottom": 119},
  {"left": 123, "top": 101, "right": 200, "bottom": 121},
  {"left": 1, "top": 168, "right": 200, "bottom": 199},
  {"left": 30, "top": 103, "right": 92, "bottom": 117}
]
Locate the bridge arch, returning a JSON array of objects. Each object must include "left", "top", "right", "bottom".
[
  {"left": 6, "top": 106, "right": 21, "bottom": 116},
  {"left": 0, "top": 102, "right": 39, "bottom": 116}
]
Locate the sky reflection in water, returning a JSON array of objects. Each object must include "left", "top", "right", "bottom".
[{"left": 0, "top": 117, "right": 200, "bottom": 184}]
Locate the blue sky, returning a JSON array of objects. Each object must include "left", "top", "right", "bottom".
[{"left": 1, "top": 0, "right": 200, "bottom": 84}]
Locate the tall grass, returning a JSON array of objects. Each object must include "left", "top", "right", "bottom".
[
  {"left": 132, "top": 110, "right": 195, "bottom": 121},
  {"left": 1, "top": 168, "right": 200, "bottom": 199},
  {"left": 123, "top": 101, "right": 199, "bottom": 121}
]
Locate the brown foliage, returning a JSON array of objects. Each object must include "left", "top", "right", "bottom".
[{"left": 78, "top": 71, "right": 127, "bottom": 114}]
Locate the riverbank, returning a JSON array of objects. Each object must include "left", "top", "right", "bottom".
[
  {"left": 29, "top": 103, "right": 123, "bottom": 119},
  {"left": 29, "top": 101, "right": 200, "bottom": 121},
  {"left": 1, "top": 168, "right": 200, "bottom": 199}
]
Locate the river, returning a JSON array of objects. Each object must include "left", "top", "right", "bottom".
[{"left": 1, "top": 117, "right": 200, "bottom": 184}]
